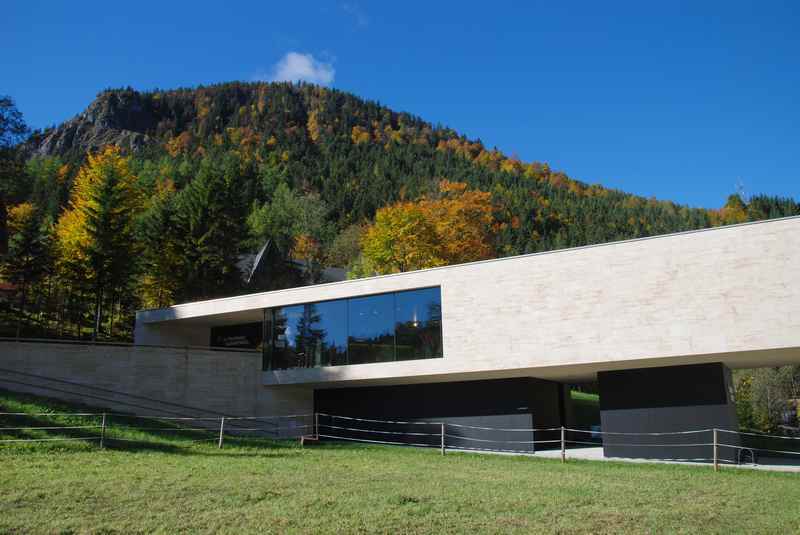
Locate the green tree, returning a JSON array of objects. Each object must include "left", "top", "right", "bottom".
[
  {"left": 136, "top": 182, "right": 182, "bottom": 308},
  {"left": 327, "top": 223, "right": 366, "bottom": 270},
  {"left": 736, "top": 366, "right": 800, "bottom": 432},
  {"left": 3, "top": 204, "right": 51, "bottom": 336},
  {"left": 172, "top": 154, "right": 247, "bottom": 300},
  {"left": 0, "top": 96, "right": 29, "bottom": 256},
  {"left": 247, "top": 182, "right": 332, "bottom": 283}
]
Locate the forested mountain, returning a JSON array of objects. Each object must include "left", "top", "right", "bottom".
[{"left": 2, "top": 82, "right": 799, "bottom": 342}]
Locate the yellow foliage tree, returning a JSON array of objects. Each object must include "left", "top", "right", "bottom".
[
  {"left": 362, "top": 202, "right": 445, "bottom": 274},
  {"left": 54, "top": 146, "right": 142, "bottom": 338},
  {"left": 7, "top": 202, "right": 35, "bottom": 235},
  {"left": 351, "top": 126, "right": 371, "bottom": 145},
  {"left": 361, "top": 181, "right": 497, "bottom": 274},
  {"left": 714, "top": 194, "right": 749, "bottom": 226},
  {"left": 423, "top": 180, "right": 495, "bottom": 265}
]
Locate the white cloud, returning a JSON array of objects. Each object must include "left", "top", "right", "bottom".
[
  {"left": 341, "top": 3, "right": 369, "bottom": 27},
  {"left": 259, "top": 52, "right": 335, "bottom": 86}
]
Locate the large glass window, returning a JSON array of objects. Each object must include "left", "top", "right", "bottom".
[
  {"left": 312, "top": 300, "right": 349, "bottom": 366},
  {"left": 271, "top": 300, "right": 348, "bottom": 369},
  {"left": 348, "top": 293, "right": 395, "bottom": 364},
  {"left": 395, "top": 287, "right": 443, "bottom": 361},
  {"left": 265, "top": 287, "right": 443, "bottom": 370}
]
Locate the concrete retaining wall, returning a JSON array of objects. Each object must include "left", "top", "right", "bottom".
[{"left": 0, "top": 340, "right": 313, "bottom": 420}]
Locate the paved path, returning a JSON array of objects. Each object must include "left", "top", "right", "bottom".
[{"left": 532, "top": 447, "right": 800, "bottom": 473}]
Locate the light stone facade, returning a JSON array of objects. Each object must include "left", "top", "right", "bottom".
[{"left": 135, "top": 216, "right": 800, "bottom": 389}]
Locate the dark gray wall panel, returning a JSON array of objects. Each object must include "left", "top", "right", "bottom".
[
  {"left": 315, "top": 377, "right": 563, "bottom": 453},
  {"left": 599, "top": 363, "right": 740, "bottom": 462},
  {"left": 598, "top": 362, "right": 729, "bottom": 410}
]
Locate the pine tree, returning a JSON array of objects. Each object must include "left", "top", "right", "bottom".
[
  {"left": 136, "top": 181, "right": 182, "bottom": 308},
  {"left": 172, "top": 153, "right": 247, "bottom": 300},
  {"left": 3, "top": 204, "right": 51, "bottom": 336}
]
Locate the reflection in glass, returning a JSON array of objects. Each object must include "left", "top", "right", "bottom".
[
  {"left": 395, "top": 287, "right": 443, "bottom": 360},
  {"left": 272, "top": 305, "right": 304, "bottom": 369},
  {"left": 271, "top": 301, "right": 348, "bottom": 369},
  {"left": 348, "top": 293, "right": 395, "bottom": 364},
  {"left": 266, "top": 287, "right": 443, "bottom": 370},
  {"left": 312, "top": 300, "right": 348, "bottom": 366}
]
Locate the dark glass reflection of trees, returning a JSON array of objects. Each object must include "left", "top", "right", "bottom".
[{"left": 268, "top": 287, "right": 442, "bottom": 370}]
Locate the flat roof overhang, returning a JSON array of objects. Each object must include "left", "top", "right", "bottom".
[
  {"left": 262, "top": 346, "right": 800, "bottom": 388},
  {"left": 136, "top": 216, "right": 800, "bottom": 326},
  {"left": 136, "top": 216, "right": 800, "bottom": 388}
]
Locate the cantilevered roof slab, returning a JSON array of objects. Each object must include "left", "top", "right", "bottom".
[{"left": 135, "top": 216, "right": 800, "bottom": 385}]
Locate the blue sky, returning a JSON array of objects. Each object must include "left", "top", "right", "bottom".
[{"left": 6, "top": 1, "right": 799, "bottom": 207}]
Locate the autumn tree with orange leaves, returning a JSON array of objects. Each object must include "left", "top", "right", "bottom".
[{"left": 360, "top": 180, "right": 497, "bottom": 274}]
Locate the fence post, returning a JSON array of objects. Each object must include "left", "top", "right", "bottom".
[
  {"left": 100, "top": 413, "right": 107, "bottom": 449},
  {"left": 315, "top": 412, "right": 320, "bottom": 439},
  {"left": 713, "top": 428, "right": 718, "bottom": 472},
  {"left": 441, "top": 423, "right": 445, "bottom": 456},
  {"left": 218, "top": 417, "right": 226, "bottom": 449},
  {"left": 560, "top": 426, "right": 566, "bottom": 463}
]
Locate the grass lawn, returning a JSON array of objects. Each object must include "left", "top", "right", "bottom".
[{"left": 1, "top": 391, "right": 799, "bottom": 534}]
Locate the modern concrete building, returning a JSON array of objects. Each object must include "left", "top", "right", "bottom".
[{"left": 134, "top": 216, "right": 800, "bottom": 459}]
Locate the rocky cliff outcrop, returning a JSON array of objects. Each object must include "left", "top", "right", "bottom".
[{"left": 29, "top": 90, "right": 157, "bottom": 157}]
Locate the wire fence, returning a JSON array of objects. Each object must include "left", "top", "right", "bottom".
[
  {"left": 2, "top": 410, "right": 799, "bottom": 470},
  {"left": 0, "top": 410, "right": 315, "bottom": 450}
]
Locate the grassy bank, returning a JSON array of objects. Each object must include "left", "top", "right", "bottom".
[{"left": 1, "top": 390, "right": 799, "bottom": 534}]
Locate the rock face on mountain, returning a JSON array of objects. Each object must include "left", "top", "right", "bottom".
[{"left": 30, "top": 90, "right": 157, "bottom": 157}]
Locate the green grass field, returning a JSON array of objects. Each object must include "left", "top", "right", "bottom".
[{"left": 1, "top": 390, "right": 799, "bottom": 535}]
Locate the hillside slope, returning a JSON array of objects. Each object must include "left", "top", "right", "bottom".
[
  {"left": 5, "top": 82, "right": 798, "bottom": 341},
  {"left": 26, "top": 82, "right": 798, "bottom": 255}
]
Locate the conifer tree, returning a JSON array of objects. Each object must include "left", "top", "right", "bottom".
[
  {"left": 3, "top": 203, "right": 51, "bottom": 336},
  {"left": 55, "top": 146, "right": 142, "bottom": 339},
  {"left": 136, "top": 180, "right": 182, "bottom": 308},
  {"left": 172, "top": 154, "right": 247, "bottom": 300}
]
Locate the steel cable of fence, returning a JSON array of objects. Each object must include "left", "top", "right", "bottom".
[
  {"left": 0, "top": 412, "right": 101, "bottom": 417},
  {"left": 444, "top": 422, "right": 563, "bottom": 432},
  {"left": 105, "top": 436, "right": 218, "bottom": 445},
  {"left": 316, "top": 413, "right": 441, "bottom": 426},
  {"left": 568, "top": 440, "right": 714, "bottom": 448},
  {"left": 0, "top": 425, "right": 102, "bottom": 431},
  {"left": 319, "top": 423, "right": 440, "bottom": 437},
  {"left": 565, "top": 440, "right": 606, "bottom": 446},
  {"left": 3, "top": 410, "right": 799, "bottom": 469},
  {"left": 318, "top": 433, "right": 441, "bottom": 449},
  {"left": 108, "top": 415, "right": 224, "bottom": 421},
  {"left": 565, "top": 427, "right": 711, "bottom": 436},
  {"left": 717, "top": 443, "right": 800, "bottom": 457},
  {"left": 450, "top": 445, "right": 542, "bottom": 454},
  {"left": 0, "top": 436, "right": 101, "bottom": 444},
  {"left": 443, "top": 434, "right": 561, "bottom": 445},
  {"left": 717, "top": 428, "right": 800, "bottom": 440}
]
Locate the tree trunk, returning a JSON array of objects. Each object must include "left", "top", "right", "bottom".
[
  {"left": 57, "top": 286, "right": 65, "bottom": 338},
  {"left": 108, "top": 293, "right": 116, "bottom": 339},
  {"left": 15, "top": 281, "right": 27, "bottom": 338},
  {"left": 93, "top": 287, "right": 103, "bottom": 341}
]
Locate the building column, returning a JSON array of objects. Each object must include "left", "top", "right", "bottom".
[{"left": 598, "top": 362, "right": 739, "bottom": 462}]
